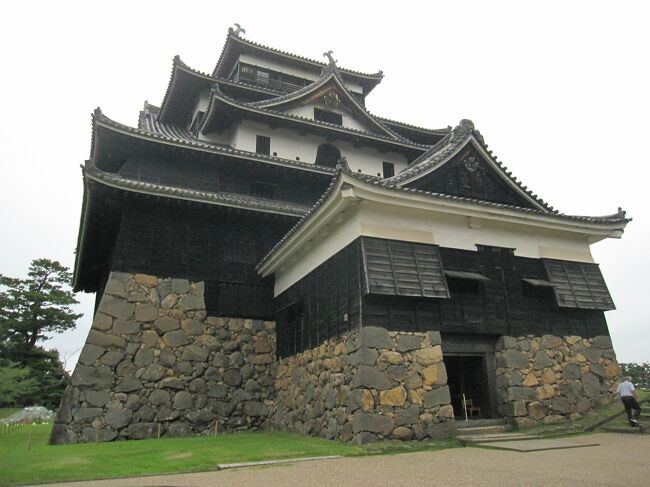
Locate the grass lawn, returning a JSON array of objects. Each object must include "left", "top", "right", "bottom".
[
  {"left": 0, "top": 423, "right": 459, "bottom": 486},
  {"left": 0, "top": 409, "right": 21, "bottom": 421}
]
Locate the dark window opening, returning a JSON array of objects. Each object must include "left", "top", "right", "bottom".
[
  {"left": 237, "top": 63, "right": 310, "bottom": 92},
  {"left": 314, "top": 108, "right": 343, "bottom": 126},
  {"left": 447, "top": 277, "right": 481, "bottom": 295},
  {"left": 315, "top": 143, "right": 341, "bottom": 168},
  {"left": 251, "top": 181, "right": 275, "bottom": 199},
  {"left": 382, "top": 161, "right": 395, "bottom": 178},
  {"left": 256, "top": 135, "right": 271, "bottom": 155}
]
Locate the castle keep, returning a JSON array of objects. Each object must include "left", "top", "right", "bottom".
[{"left": 51, "top": 27, "right": 630, "bottom": 445}]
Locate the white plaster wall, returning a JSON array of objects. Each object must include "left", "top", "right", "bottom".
[
  {"left": 273, "top": 199, "right": 596, "bottom": 295},
  {"left": 229, "top": 120, "right": 409, "bottom": 175},
  {"left": 238, "top": 54, "right": 364, "bottom": 94}
]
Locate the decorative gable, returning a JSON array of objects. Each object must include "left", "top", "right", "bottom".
[{"left": 404, "top": 145, "right": 537, "bottom": 209}]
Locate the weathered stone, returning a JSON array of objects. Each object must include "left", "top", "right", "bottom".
[
  {"left": 550, "top": 397, "right": 575, "bottom": 414},
  {"left": 591, "top": 363, "right": 606, "bottom": 377},
  {"left": 171, "top": 278, "right": 190, "bottom": 294},
  {"left": 582, "top": 347, "right": 603, "bottom": 364},
  {"left": 396, "top": 335, "right": 421, "bottom": 352},
  {"left": 249, "top": 353, "right": 273, "bottom": 365},
  {"left": 254, "top": 339, "right": 273, "bottom": 354},
  {"left": 174, "top": 361, "right": 193, "bottom": 376},
  {"left": 395, "top": 405, "right": 420, "bottom": 426},
  {"left": 149, "top": 389, "right": 171, "bottom": 406},
  {"left": 582, "top": 373, "right": 601, "bottom": 397},
  {"left": 391, "top": 426, "right": 413, "bottom": 440},
  {"left": 349, "top": 347, "right": 379, "bottom": 366},
  {"left": 163, "top": 329, "right": 189, "bottom": 348},
  {"left": 115, "top": 376, "right": 142, "bottom": 393},
  {"left": 72, "top": 365, "right": 113, "bottom": 389},
  {"left": 427, "top": 331, "right": 442, "bottom": 346},
  {"left": 155, "top": 317, "right": 179, "bottom": 333},
  {"left": 562, "top": 363, "right": 581, "bottom": 380},
  {"left": 527, "top": 401, "right": 546, "bottom": 419},
  {"left": 533, "top": 351, "right": 553, "bottom": 369},
  {"left": 243, "top": 401, "right": 269, "bottom": 416},
  {"left": 73, "top": 407, "right": 102, "bottom": 422},
  {"left": 92, "top": 313, "right": 113, "bottom": 331},
  {"left": 104, "top": 273, "right": 130, "bottom": 298},
  {"left": 386, "top": 365, "right": 407, "bottom": 382},
  {"left": 541, "top": 369, "right": 557, "bottom": 384},
  {"left": 353, "top": 432, "right": 378, "bottom": 445},
  {"left": 84, "top": 390, "right": 110, "bottom": 407},
  {"left": 540, "top": 335, "right": 563, "bottom": 349},
  {"left": 124, "top": 423, "right": 158, "bottom": 440},
  {"left": 351, "top": 366, "right": 392, "bottom": 390},
  {"left": 139, "top": 329, "right": 158, "bottom": 347},
  {"left": 379, "top": 386, "right": 407, "bottom": 407},
  {"left": 207, "top": 383, "right": 228, "bottom": 399},
  {"left": 188, "top": 378, "right": 206, "bottom": 393},
  {"left": 507, "top": 386, "right": 536, "bottom": 401},
  {"left": 422, "top": 386, "right": 451, "bottom": 408},
  {"left": 605, "top": 362, "right": 621, "bottom": 378},
  {"left": 223, "top": 369, "right": 242, "bottom": 387},
  {"left": 503, "top": 400, "right": 527, "bottom": 417},
  {"left": 359, "top": 326, "right": 392, "bottom": 349},
  {"left": 181, "top": 345, "right": 209, "bottom": 362},
  {"left": 99, "top": 351, "right": 125, "bottom": 367},
  {"left": 98, "top": 295, "right": 134, "bottom": 320},
  {"left": 496, "top": 335, "right": 517, "bottom": 351},
  {"left": 132, "top": 274, "right": 157, "bottom": 286},
  {"left": 113, "top": 320, "right": 141, "bottom": 335},
  {"left": 522, "top": 373, "right": 539, "bottom": 387},
  {"left": 497, "top": 371, "right": 523, "bottom": 388},
  {"left": 181, "top": 319, "right": 204, "bottom": 336},
  {"left": 421, "top": 363, "right": 447, "bottom": 386},
  {"left": 173, "top": 391, "right": 194, "bottom": 410},
  {"left": 352, "top": 412, "right": 394, "bottom": 435},
  {"left": 105, "top": 409, "right": 132, "bottom": 429},
  {"left": 134, "top": 304, "right": 158, "bottom": 322},
  {"left": 141, "top": 364, "right": 166, "bottom": 382},
  {"left": 177, "top": 294, "right": 204, "bottom": 311},
  {"left": 591, "top": 336, "right": 613, "bottom": 349},
  {"left": 134, "top": 347, "right": 154, "bottom": 367},
  {"left": 426, "top": 421, "right": 456, "bottom": 439},
  {"left": 498, "top": 350, "right": 529, "bottom": 369},
  {"left": 414, "top": 346, "right": 443, "bottom": 367},
  {"left": 536, "top": 384, "right": 556, "bottom": 401},
  {"left": 78, "top": 344, "right": 106, "bottom": 366},
  {"left": 349, "top": 388, "right": 374, "bottom": 412},
  {"left": 87, "top": 330, "right": 126, "bottom": 349},
  {"left": 380, "top": 351, "right": 403, "bottom": 364}
]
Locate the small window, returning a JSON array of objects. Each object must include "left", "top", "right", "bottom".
[
  {"left": 251, "top": 182, "right": 275, "bottom": 199},
  {"left": 447, "top": 277, "right": 481, "bottom": 295},
  {"left": 314, "top": 108, "right": 342, "bottom": 126},
  {"left": 382, "top": 161, "right": 395, "bottom": 178},
  {"left": 315, "top": 143, "right": 341, "bottom": 168},
  {"left": 256, "top": 135, "right": 271, "bottom": 155}
]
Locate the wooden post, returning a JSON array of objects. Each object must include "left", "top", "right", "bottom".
[
  {"left": 27, "top": 430, "right": 33, "bottom": 451},
  {"left": 157, "top": 423, "right": 161, "bottom": 440},
  {"left": 95, "top": 426, "right": 100, "bottom": 443},
  {"left": 214, "top": 421, "right": 218, "bottom": 436}
]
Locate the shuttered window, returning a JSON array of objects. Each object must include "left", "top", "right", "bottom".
[
  {"left": 543, "top": 259, "right": 615, "bottom": 310},
  {"left": 361, "top": 237, "right": 450, "bottom": 298}
]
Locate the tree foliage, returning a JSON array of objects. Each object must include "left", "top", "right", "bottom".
[
  {"left": 0, "top": 259, "right": 82, "bottom": 407},
  {"left": 620, "top": 362, "right": 650, "bottom": 389},
  {"left": 0, "top": 362, "right": 39, "bottom": 405}
]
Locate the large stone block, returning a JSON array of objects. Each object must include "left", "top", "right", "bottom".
[
  {"left": 359, "top": 326, "right": 392, "bottom": 349},
  {"left": 98, "top": 295, "right": 134, "bottom": 320},
  {"left": 348, "top": 347, "right": 379, "bottom": 366},
  {"left": 177, "top": 294, "right": 205, "bottom": 311},
  {"left": 582, "top": 373, "right": 601, "bottom": 397},
  {"left": 181, "top": 345, "right": 209, "bottom": 362},
  {"left": 581, "top": 347, "right": 603, "bottom": 364},
  {"left": 414, "top": 346, "right": 443, "bottom": 367},
  {"left": 507, "top": 386, "right": 536, "bottom": 401},
  {"left": 379, "top": 386, "right": 407, "bottom": 407},
  {"left": 71, "top": 365, "right": 113, "bottom": 389},
  {"left": 591, "top": 336, "right": 613, "bottom": 349},
  {"left": 113, "top": 320, "right": 141, "bottom": 335},
  {"left": 352, "top": 412, "right": 394, "bottom": 435},
  {"left": 421, "top": 363, "right": 447, "bottom": 386},
  {"left": 134, "top": 304, "right": 158, "bottom": 322},
  {"left": 105, "top": 409, "right": 132, "bottom": 429},
  {"left": 155, "top": 317, "right": 179, "bottom": 333},
  {"left": 86, "top": 330, "right": 126, "bottom": 349},
  {"left": 77, "top": 344, "right": 106, "bottom": 366},
  {"left": 562, "top": 363, "right": 581, "bottom": 380},
  {"left": 396, "top": 335, "right": 421, "bottom": 352},
  {"left": 497, "top": 350, "right": 529, "bottom": 369},
  {"left": 422, "top": 386, "right": 451, "bottom": 408},
  {"left": 351, "top": 366, "right": 392, "bottom": 390},
  {"left": 163, "top": 330, "right": 189, "bottom": 348},
  {"left": 533, "top": 351, "right": 553, "bottom": 370}
]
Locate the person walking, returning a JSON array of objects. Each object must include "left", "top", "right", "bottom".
[{"left": 617, "top": 376, "right": 641, "bottom": 427}]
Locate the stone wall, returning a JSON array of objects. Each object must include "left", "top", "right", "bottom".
[
  {"left": 51, "top": 272, "right": 276, "bottom": 444},
  {"left": 495, "top": 334, "right": 622, "bottom": 427},
  {"left": 271, "top": 327, "right": 455, "bottom": 445}
]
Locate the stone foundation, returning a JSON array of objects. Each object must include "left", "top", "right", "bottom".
[
  {"left": 271, "top": 327, "right": 455, "bottom": 445},
  {"left": 51, "top": 272, "right": 276, "bottom": 444},
  {"left": 495, "top": 334, "right": 622, "bottom": 427}
]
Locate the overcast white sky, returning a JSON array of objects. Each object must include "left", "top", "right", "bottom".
[{"left": 1, "top": 1, "right": 648, "bottom": 370}]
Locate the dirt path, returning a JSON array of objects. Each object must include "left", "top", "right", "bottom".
[{"left": 39, "top": 433, "right": 649, "bottom": 487}]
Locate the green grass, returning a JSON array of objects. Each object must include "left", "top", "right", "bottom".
[
  {"left": 0, "top": 409, "right": 21, "bottom": 420},
  {"left": 0, "top": 423, "right": 458, "bottom": 486}
]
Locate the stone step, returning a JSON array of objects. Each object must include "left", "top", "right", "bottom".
[
  {"left": 457, "top": 432, "right": 541, "bottom": 444},
  {"left": 603, "top": 427, "right": 646, "bottom": 434},
  {"left": 455, "top": 425, "right": 510, "bottom": 436},
  {"left": 455, "top": 418, "right": 508, "bottom": 429}
]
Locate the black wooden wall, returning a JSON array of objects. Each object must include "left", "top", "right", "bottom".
[
  {"left": 275, "top": 238, "right": 611, "bottom": 357},
  {"left": 110, "top": 196, "right": 296, "bottom": 319}
]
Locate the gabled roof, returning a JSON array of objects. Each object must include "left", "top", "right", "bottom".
[
  {"left": 200, "top": 86, "right": 429, "bottom": 153},
  {"left": 385, "top": 120, "right": 553, "bottom": 212},
  {"left": 91, "top": 108, "right": 337, "bottom": 176},
  {"left": 213, "top": 27, "right": 384, "bottom": 95},
  {"left": 257, "top": 161, "right": 630, "bottom": 275}
]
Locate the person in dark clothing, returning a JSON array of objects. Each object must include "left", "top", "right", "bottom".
[{"left": 617, "top": 376, "right": 641, "bottom": 427}]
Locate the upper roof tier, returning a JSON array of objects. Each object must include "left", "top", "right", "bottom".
[{"left": 213, "top": 25, "right": 384, "bottom": 96}]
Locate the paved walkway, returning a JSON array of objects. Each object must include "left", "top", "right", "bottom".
[{"left": 40, "top": 433, "right": 649, "bottom": 487}]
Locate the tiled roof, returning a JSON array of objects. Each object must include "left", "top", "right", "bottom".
[
  {"left": 92, "top": 108, "right": 337, "bottom": 176},
  {"left": 213, "top": 30, "right": 383, "bottom": 85},
  {"left": 257, "top": 162, "right": 630, "bottom": 270},
  {"left": 84, "top": 163, "right": 310, "bottom": 217},
  {"left": 376, "top": 116, "right": 453, "bottom": 136}
]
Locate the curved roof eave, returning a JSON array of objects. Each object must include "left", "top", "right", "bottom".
[
  {"left": 90, "top": 108, "right": 338, "bottom": 176},
  {"left": 212, "top": 31, "right": 384, "bottom": 93}
]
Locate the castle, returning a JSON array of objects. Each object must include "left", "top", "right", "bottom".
[{"left": 51, "top": 26, "right": 629, "bottom": 444}]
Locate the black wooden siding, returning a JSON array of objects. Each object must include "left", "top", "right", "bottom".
[
  {"left": 405, "top": 146, "right": 535, "bottom": 209},
  {"left": 543, "top": 259, "right": 615, "bottom": 310},
  {"left": 111, "top": 197, "right": 295, "bottom": 318},
  {"left": 275, "top": 239, "right": 611, "bottom": 356},
  {"left": 361, "top": 237, "right": 449, "bottom": 298}
]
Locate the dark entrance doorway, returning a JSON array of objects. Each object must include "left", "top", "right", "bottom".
[{"left": 445, "top": 354, "right": 493, "bottom": 419}]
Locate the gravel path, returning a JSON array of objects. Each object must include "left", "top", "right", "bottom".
[{"left": 39, "top": 433, "right": 649, "bottom": 487}]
